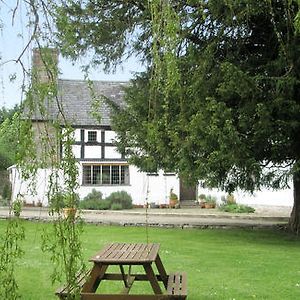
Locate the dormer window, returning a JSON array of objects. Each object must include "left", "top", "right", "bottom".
[{"left": 88, "top": 131, "right": 97, "bottom": 142}]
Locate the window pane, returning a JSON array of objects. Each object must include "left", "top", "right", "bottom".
[
  {"left": 88, "top": 131, "right": 97, "bottom": 142},
  {"left": 121, "top": 166, "right": 129, "bottom": 185},
  {"left": 82, "top": 164, "right": 129, "bottom": 186},
  {"left": 102, "top": 165, "right": 110, "bottom": 184},
  {"left": 83, "top": 166, "right": 91, "bottom": 184},
  {"left": 93, "top": 165, "right": 101, "bottom": 184},
  {"left": 111, "top": 166, "right": 120, "bottom": 184}
]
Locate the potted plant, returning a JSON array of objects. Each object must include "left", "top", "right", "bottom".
[
  {"left": 50, "top": 191, "right": 79, "bottom": 219},
  {"left": 205, "top": 195, "right": 217, "bottom": 209},
  {"left": 198, "top": 194, "right": 206, "bottom": 208},
  {"left": 226, "top": 194, "right": 236, "bottom": 204},
  {"left": 169, "top": 189, "right": 178, "bottom": 208},
  {"left": 63, "top": 193, "right": 79, "bottom": 220}
]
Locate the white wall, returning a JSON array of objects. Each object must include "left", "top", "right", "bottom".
[
  {"left": 146, "top": 172, "right": 179, "bottom": 205},
  {"left": 73, "top": 129, "right": 81, "bottom": 142},
  {"left": 105, "top": 130, "right": 116, "bottom": 143},
  {"left": 105, "top": 146, "right": 122, "bottom": 159},
  {"left": 197, "top": 186, "right": 293, "bottom": 207},
  {"left": 85, "top": 145, "right": 102, "bottom": 158},
  {"left": 77, "top": 166, "right": 177, "bottom": 206},
  {"left": 9, "top": 166, "right": 57, "bottom": 206},
  {"left": 9, "top": 164, "right": 294, "bottom": 207},
  {"left": 9, "top": 165, "right": 179, "bottom": 207},
  {"left": 72, "top": 145, "right": 81, "bottom": 159}
]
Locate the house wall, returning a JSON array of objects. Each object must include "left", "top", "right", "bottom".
[
  {"left": 31, "top": 121, "right": 60, "bottom": 165},
  {"left": 197, "top": 187, "right": 293, "bottom": 207},
  {"left": 9, "top": 166, "right": 54, "bottom": 206},
  {"left": 8, "top": 164, "right": 179, "bottom": 206},
  {"left": 8, "top": 162, "right": 293, "bottom": 207},
  {"left": 9, "top": 125, "right": 293, "bottom": 208}
]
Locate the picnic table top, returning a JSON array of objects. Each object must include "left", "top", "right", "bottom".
[{"left": 89, "top": 242, "right": 160, "bottom": 264}]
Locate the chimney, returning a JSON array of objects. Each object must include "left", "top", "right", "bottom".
[{"left": 32, "top": 48, "right": 59, "bottom": 84}]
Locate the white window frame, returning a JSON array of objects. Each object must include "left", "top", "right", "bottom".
[{"left": 82, "top": 164, "right": 130, "bottom": 186}]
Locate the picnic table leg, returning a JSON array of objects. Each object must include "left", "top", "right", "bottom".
[
  {"left": 143, "top": 263, "right": 163, "bottom": 294},
  {"left": 155, "top": 254, "right": 168, "bottom": 289},
  {"left": 119, "top": 265, "right": 129, "bottom": 288},
  {"left": 82, "top": 263, "right": 108, "bottom": 293}
]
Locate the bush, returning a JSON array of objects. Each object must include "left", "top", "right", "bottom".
[
  {"left": 219, "top": 203, "right": 255, "bottom": 213},
  {"left": 111, "top": 203, "right": 123, "bottom": 210},
  {"left": 83, "top": 189, "right": 103, "bottom": 201},
  {"left": 105, "top": 191, "right": 133, "bottom": 209},
  {"left": 0, "top": 196, "right": 9, "bottom": 206},
  {"left": 2, "top": 183, "right": 11, "bottom": 201},
  {"left": 206, "top": 194, "right": 217, "bottom": 204},
  {"left": 79, "top": 189, "right": 108, "bottom": 210},
  {"left": 79, "top": 198, "right": 111, "bottom": 210}
]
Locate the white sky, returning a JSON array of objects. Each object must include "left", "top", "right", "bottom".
[{"left": 0, "top": 2, "right": 144, "bottom": 108}]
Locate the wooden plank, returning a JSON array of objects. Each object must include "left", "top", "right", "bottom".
[
  {"left": 131, "top": 243, "right": 143, "bottom": 260},
  {"left": 119, "top": 265, "right": 128, "bottom": 288},
  {"left": 167, "top": 272, "right": 187, "bottom": 297},
  {"left": 143, "top": 263, "right": 163, "bottom": 294},
  {"left": 120, "top": 275, "right": 135, "bottom": 295},
  {"left": 102, "top": 273, "right": 164, "bottom": 282},
  {"left": 148, "top": 244, "right": 160, "bottom": 262},
  {"left": 80, "top": 293, "right": 174, "bottom": 300},
  {"left": 180, "top": 273, "right": 187, "bottom": 297},
  {"left": 56, "top": 269, "right": 91, "bottom": 296},
  {"left": 90, "top": 243, "right": 160, "bottom": 264},
  {"left": 155, "top": 254, "right": 168, "bottom": 289},
  {"left": 82, "top": 264, "right": 108, "bottom": 293}
]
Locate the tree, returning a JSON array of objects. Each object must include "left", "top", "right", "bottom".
[
  {"left": 0, "top": 105, "right": 19, "bottom": 124},
  {"left": 0, "top": 105, "right": 20, "bottom": 170},
  {"left": 54, "top": 1, "right": 300, "bottom": 232}
]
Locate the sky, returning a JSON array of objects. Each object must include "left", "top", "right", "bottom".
[{"left": 0, "top": 2, "right": 144, "bottom": 108}]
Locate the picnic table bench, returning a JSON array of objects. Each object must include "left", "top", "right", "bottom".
[{"left": 56, "top": 242, "right": 187, "bottom": 299}]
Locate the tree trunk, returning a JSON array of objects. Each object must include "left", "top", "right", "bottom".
[{"left": 289, "top": 172, "right": 300, "bottom": 234}]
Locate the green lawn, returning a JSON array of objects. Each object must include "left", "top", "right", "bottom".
[{"left": 1, "top": 220, "right": 300, "bottom": 299}]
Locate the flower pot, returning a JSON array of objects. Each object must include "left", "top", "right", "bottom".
[
  {"left": 63, "top": 207, "right": 77, "bottom": 220},
  {"left": 204, "top": 203, "right": 216, "bottom": 209},
  {"left": 169, "top": 199, "right": 178, "bottom": 208},
  {"left": 159, "top": 204, "right": 167, "bottom": 209},
  {"left": 199, "top": 201, "right": 206, "bottom": 208}
]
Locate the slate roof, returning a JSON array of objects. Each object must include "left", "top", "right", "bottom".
[{"left": 30, "top": 79, "right": 128, "bottom": 127}]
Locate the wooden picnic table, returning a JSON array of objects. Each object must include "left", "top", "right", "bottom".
[{"left": 57, "top": 242, "right": 187, "bottom": 300}]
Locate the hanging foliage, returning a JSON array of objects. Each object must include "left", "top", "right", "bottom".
[{"left": 0, "top": 213, "right": 25, "bottom": 300}]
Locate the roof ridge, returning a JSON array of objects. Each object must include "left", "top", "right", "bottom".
[{"left": 58, "top": 78, "right": 129, "bottom": 84}]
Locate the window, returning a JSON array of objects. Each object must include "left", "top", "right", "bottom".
[
  {"left": 88, "top": 131, "right": 97, "bottom": 142},
  {"left": 82, "top": 164, "right": 129, "bottom": 185}
]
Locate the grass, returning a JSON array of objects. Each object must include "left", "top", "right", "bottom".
[{"left": 1, "top": 220, "right": 300, "bottom": 299}]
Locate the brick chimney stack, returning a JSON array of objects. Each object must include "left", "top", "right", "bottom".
[{"left": 32, "top": 48, "right": 59, "bottom": 83}]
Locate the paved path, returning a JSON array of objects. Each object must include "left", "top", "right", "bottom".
[{"left": 0, "top": 205, "right": 292, "bottom": 229}]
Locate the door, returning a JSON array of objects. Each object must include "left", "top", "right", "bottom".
[{"left": 179, "top": 178, "right": 197, "bottom": 201}]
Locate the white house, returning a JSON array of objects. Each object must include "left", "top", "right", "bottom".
[{"left": 9, "top": 49, "right": 293, "bottom": 207}]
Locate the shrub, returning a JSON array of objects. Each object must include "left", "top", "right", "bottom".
[
  {"left": 105, "top": 191, "right": 133, "bottom": 209},
  {"left": 0, "top": 196, "right": 9, "bottom": 206},
  {"left": 226, "top": 194, "right": 236, "bottom": 204},
  {"left": 2, "top": 183, "right": 11, "bottom": 201},
  {"left": 206, "top": 194, "right": 217, "bottom": 204},
  {"left": 111, "top": 203, "right": 123, "bottom": 210},
  {"left": 219, "top": 203, "right": 255, "bottom": 213},
  {"left": 83, "top": 189, "right": 103, "bottom": 201},
  {"left": 79, "top": 198, "right": 111, "bottom": 210},
  {"left": 198, "top": 194, "right": 206, "bottom": 201}
]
